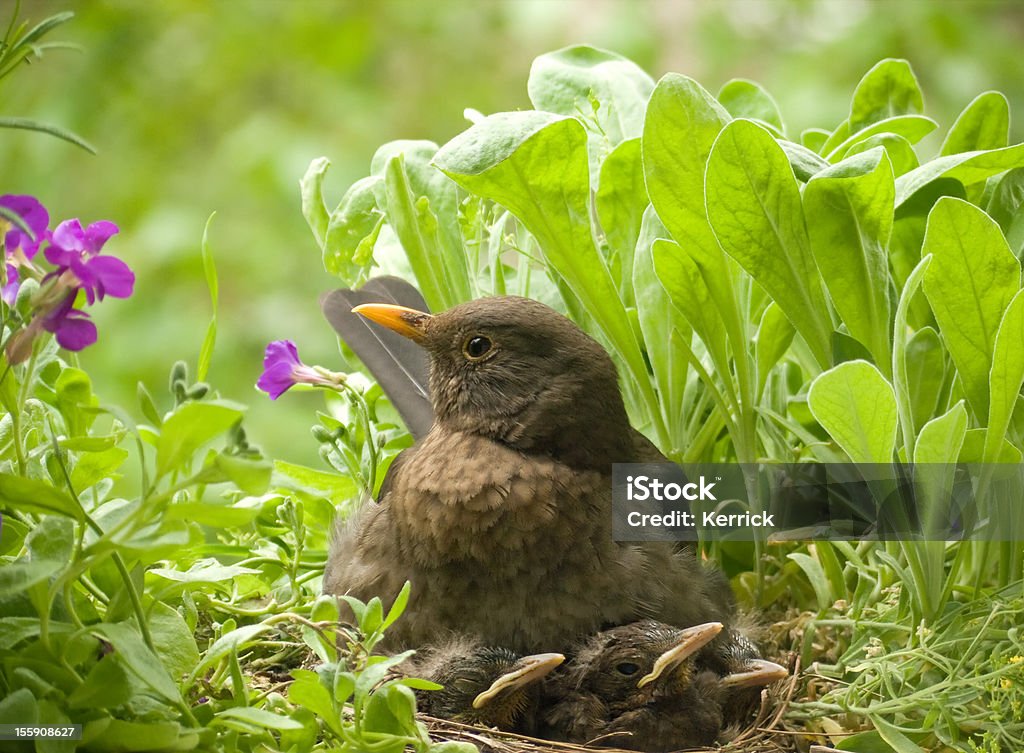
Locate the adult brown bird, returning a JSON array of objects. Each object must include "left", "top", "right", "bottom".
[
  {"left": 322, "top": 285, "right": 735, "bottom": 655},
  {"left": 541, "top": 620, "right": 727, "bottom": 751},
  {"left": 405, "top": 638, "right": 564, "bottom": 732}
]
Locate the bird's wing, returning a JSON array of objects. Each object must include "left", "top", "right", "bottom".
[{"left": 320, "top": 276, "right": 433, "bottom": 439}]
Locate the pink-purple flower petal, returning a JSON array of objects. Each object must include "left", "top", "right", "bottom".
[{"left": 1, "top": 194, "right": 49, "bottom": 259}]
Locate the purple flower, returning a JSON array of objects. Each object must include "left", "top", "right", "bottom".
[
  {"left": 0, "top": 194, "right": 50, "bottom": 259},
  {"left": 41, "top": 291, "right": 97, "bottom": 351},
  {"left": 257, "top": 340, "right": 342, "bottom": 400},
  {"left": 45, "top": 219, "right": 133, "bottom": 304},
  {"left": 2, "top": 263, "right": 18, "bottom": 306}
]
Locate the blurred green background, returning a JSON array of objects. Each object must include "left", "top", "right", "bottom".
[{"left": 3, "top": 0, "right": 1023, "bottom": 468}]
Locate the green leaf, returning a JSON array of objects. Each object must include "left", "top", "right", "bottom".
[
  {"left": 0, "top": 559, "right": 62, "bottom": 598},
  {"left": 56, "top": 367, "right": 98, "bottom": 437},
  {"left": 904, "top": 327, "right": 945, "bottom": 430},
  {"left": 214, "top": 707, "right": 304, "bottom": 732},
  {"left": 374, "top": 140, "right": 471, "bottom": 308},
  {"left": 89, "top": 623, "right": 182, "bottom": 704},
  {"left": 300, "top": 157, "right": 331, "bottom": 248},
  {"left": 382, "top": 581, "right": 412, "bottom": 630},
  {"left": 848, "top": 59, "right": 924, "bottom": 133},
  {"left": 272, "top": 459, "right": 357, "bottom": 504},
  {"left": 867, "top": 715, "right": 929, "bottom": 753},
  {"left": 914, "top": 401, "right": 968, "bottom": 465},
  {"left": 804, "top": 148, "right": 894, "bottom": 371},
  {"left": 80, "top": 719, "right": 188, "bottom": 752},
  {"left": 896, "top": 142, "right": 1024, "bottom": 206},
  {"left": 0, "top": 116, "right": 96, "bottom": 153},
  {"left": 191, "top": 623, "right": 276, "bottom": 679},
  {"left": 0, "top": 688, "right": 38, "bottom": 724},
  {"left": 986, "top": 168, "right": 1024, "bottom": 258},
  {"left": 67, "top": 655, "right": 133, "bottom": 710},
  {"left": 595, "top": 138, "right": 646, "bottom": 303},
  {"left": 0, "top": 473, "right": 82, "bottom": 520},
  {"left": 808, "top": 360, "right": 898, "bottom": 463},
  {"left": 985, "top": 289, "right": 1024, "bottom": 462},
  {"left": 434, "top": 111, "right": 665, "bottom": 445},
  {"left": 921, "top": 197, "right": 1020, "bottom": 419},
  {"left": 212, "top": 452, "right": 272, "bottom": 495},
  {"left": 642, "top": 75, "right": 748, "bottom": 394},
  {"left": 705, "top": 118, "right": 832, "bottom": 367},
  {"left": 755, "top": 302, "right": 795, "bottom": 398},
  {"left": 149, "top": 601, "right": 201, "bottom": 679},
  {"left": 289, "top": 670, "right": 342, "bottom": 736},
  {"left": 940, "top": 91, "right": 1009, "bottom": 156},
  {"left": 801, "top": 128, "right": 830, "bottom": 153},
  {"left": 323, "top": 175, "right": 384, "bottom": 282},
  {"left": 826, "top": 115, "right": 936, "bottom": 162},
  {"left": 156, "top": 400, "right": 246, "bottom": 478},
  {"left": 717, "top": 78, "right": 784, "bottom": 133},
  {"left": 70, "top": 447, "right": 129, "bottom": 492},
  {"left": 197, "top": 213, "right": 219, "bottom": 383},
  {"left": 845, "top": 133, "right": 919, "bottom": 177},
  {"left": 527, "top": 45, "right": 654, "bottom": 146},
  {"left": 787, "top": 552, "right": 832, "bottom": 611},
  {"left": 778, "top": 139, "right": 829, "bottom": 181}
]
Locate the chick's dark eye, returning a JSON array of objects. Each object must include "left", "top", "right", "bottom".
[
  {"left": 464, "top": 335, "right": 493, "bottom": 360},
  {"left": 616, "top": 662, "right": 640, "bottom": 676}
]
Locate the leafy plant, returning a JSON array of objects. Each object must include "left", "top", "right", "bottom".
[{"left": 305, "top": 48, "right": 1024, "bottom": 751}]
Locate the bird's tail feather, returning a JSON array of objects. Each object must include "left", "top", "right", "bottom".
[{"left": 320, "top": 276, "right": 433, "bottom": 439}]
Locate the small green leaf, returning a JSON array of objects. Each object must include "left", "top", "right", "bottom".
[
  {"left": 808, "top": 360, "right": 897, "bottom": 463},
  {"left": 300, "top": 157, "right": 331, "bottom": 248},
  {"left": 382, "top": 581, "right": 412, "bottom": 630},
  {"left": 904, "top": 327, "right": 945, "bottom": 429},
  {"left": 755, "top": 302, "right": 795, "bottom": 398},
  {"left": 787, "top": 552, "right": 832, "bottom": 611},
  {"left": 214, "top": 707, "right": 304, "bottom": 732},
  {"left": 718, "top": 78, "right": 784, "bottom": 133},
  {"left": 595, "top": 138, "right": 646, "bottom": 303},
  {"left": 323, "top": 175, "right": 384, "bottom": 283},
  {"left": 914, "top": 402, "right": 968, "bottom": 465},
  {"left": 940, "top": 91, "right": 1009, "bottom": 156},
  {"left": 867, "top": 715, "right": 929, "bottom": 753},
  {"left": 67, "top": 655, "right": 132, "bottom": 710},
  {"left": 70, "top": 447, "right": 129, "bottom": 492},
  {"left": 197, "top": 213, "right": 219, "bottom": 383},
  {"left": 846, "top": 133, "right": 919, "bottom": 177},
  {"left": 89, "top": 623, "right": 182, "bottom": 704},
  {"left": 156, "top": 400, "right": 246, "bottom": 478},
  {"left": 896, "top": 142, "right": 1024, "bottom": 206},
  {"left": 848, "top": 59, "right": 924, "bottom": 133}
]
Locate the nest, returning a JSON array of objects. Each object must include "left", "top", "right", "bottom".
[{"left": 421, "top": 656, "right": 807, "bottom": 753}]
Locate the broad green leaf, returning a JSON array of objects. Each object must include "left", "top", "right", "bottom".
[
  {"left": 921, "top": 197, "right": 1020, "bottom": 419},
  {"left": 382, "top": 580, "right": 412, "bottom": 630},
  {"left": 940, "top": 91, "right": 1010, "bottom": 156},
  {"left": 706, "top": 119, "right": 832, "bottom": 367},
  {"left": 191, "top": 623, "right": 277, "bottom": 679},
  {"left": 846, "top": 133, "right": 919, "bottom": 177},
  {"left": 896, "top": 142, "right": 1024, "bottom": 206},
  {"left": 273, "top": 459, "right": 357, "bottom": 504},
  {"left": 718, "top": 79, "right": 784, "bottom": 133},
  {"left": 80, "top": 719, "right": 186, "bottom": 752},
  {"left": 527, "top": 45, "right": 654, "bottom": 147},
  {"left": 652, "top": 239, "right": 730, "bottom": 399},
  {"left": 90, "top": 623, "right": 182, "bottom": 704},
  {"left": 56, "top": 367, "right": 98, "bottom": 437},
  {"left": 300, "top": 157, "right": 330, "bottom": 248},
  {"left": 289, "top": 670, "right": 342, "bottom": 736},
  {"left": 0, "top": 473, "right": 82, "bottom": 520},
  {"left": 801, "top": 128, "right": 830, "bottom": 153},
  {"left": 642, "top": 75, "right": 748, "bottom": 389},
  {"left": 755, "top": 302, "right": 795, "bottom": 398},
  {"left": 904, "top": 327, "right": 945, "bottom": 429},
  {"left": 960, "top": 428, "right": 1022, "bottom": 464},
  {"left": 434, "top": 111, "right": 666, "bottom": 444},
  {"left": 914, "top": 401, "right": 968, "bottom": 465},
  {"left": 149, "top": 601, "right": 201, "bottom": 679},
  {"left": 868, "top": 714, "right": 929, "bottom": 753},
  {"left": 848, "top": 59, "right": 924, "bottom": 133},
  {"left": 155, "top": 400, "right": 246, "bottom": 478},
  {"left": 804, "top": 148, "right": 894, "bottom": 371},
  {"left": 808, "top": 360, "right": 897, "bottom": 463},
  {"left": 634, "top": 209, "right": 691, "bottom": 445},
  {"left": 0, "top": 560, "right": 62, "bottom": 598},
  {"left": 212, "top": 452, "right": 272, "bottom": 495},
  {"left": 0, "top": 688, "right": 38, "bottom": 724},
  {"left": 595, "top": 138, "right": 646, "bottom": 303},
  {"left": 827, "top": 115, "right": 936, "bottom": 162},
  {"left": 985, "top": 289, "right": 1024, "bottom": 462}
]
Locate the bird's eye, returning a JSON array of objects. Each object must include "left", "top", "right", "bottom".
[
  {"left": 463, "top": 335, "right": 494, "bottom": 361},
  {"left": 616, "top": 662, "right": 640, "bottom": 676}
]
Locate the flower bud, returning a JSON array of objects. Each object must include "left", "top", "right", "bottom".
[
  {"left": 14, "top": 278, "right": 39, "bottom": 319},
  {"left": 311, "top": 425, "right": 334, "bottom": 443}
]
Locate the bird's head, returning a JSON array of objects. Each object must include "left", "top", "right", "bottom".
[
  {"left": 425, "top": 645, "right": 564, "bottom": 728},
  {"left": 566, "top": 621, "right": 724, "bottom": 705},
  {"left": 353, "top": 296, "right": 634, "bottom": 466}
]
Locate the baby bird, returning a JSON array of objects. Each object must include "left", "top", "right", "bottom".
[
  {"left": 405, "top": 638, "right": 564, "bottom": 733},
  {"left": 542, "top": 621, "right": 727, "bottom": 751}
]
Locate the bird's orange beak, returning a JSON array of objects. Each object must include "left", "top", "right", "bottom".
[
  {"left": 720, "top": 658, "right": 788, "bottom": 688},
  {"left": 352, "top": 303, "right": 433, "bottom": 343},
  {"left": 472, "top": 652, "right": 565, "bottom": 709},
  {"left": 637, "top": 621, "right": 723, "bottom": 688}
]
